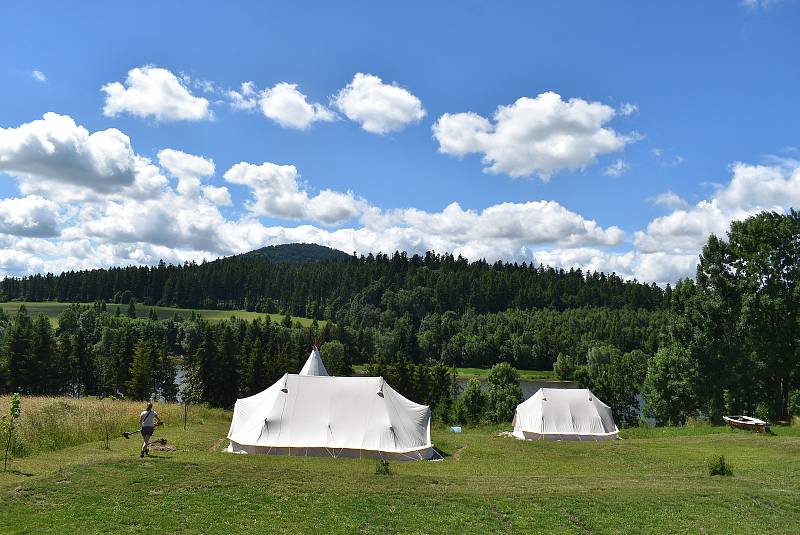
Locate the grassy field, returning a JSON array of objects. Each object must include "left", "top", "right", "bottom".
[
  {"left": 0, "top": 301, "right": 320, "bottom": 327},
  {"left": 1, "top": 397, "right": 799, "bottom": 533},
  {"left": 353, "top": 364, "right": 556, "bottom": 381},
  {"left": 455, "top": 367, "right": 555, "bottom": 381}
]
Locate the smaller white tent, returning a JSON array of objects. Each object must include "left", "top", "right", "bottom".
[
  {"left": 512, "top": 388, "right": 620, "bottom": 441},
  {"left": 299, "top": 347, "right": 328, "bottom": 376}
]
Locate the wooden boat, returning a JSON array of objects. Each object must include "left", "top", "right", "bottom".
[{"left": 723, "top": 415, "right": 770, "bottom": 432}]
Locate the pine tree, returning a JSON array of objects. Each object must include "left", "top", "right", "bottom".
[
  {"left": 127, "top": 340, "right": 154, "bottom": 401},
  {"left": 111, "top": 324, "right": 137, "bottom": 394},
  {"left": 244, "top": 338, "right": 266, "bottom": 396},
  {"left": 72, "top": 332, "right": 97, "bottom": 396},
  {"left": 30, "top": 314, "right": 54, "bottom": 394},
  {"left": 54, "top": 334, "right": 75, "bottom": 396},
  {"left": 217, "top": 324, "right": 240, "bottom": 407},
  {"left": 194, "top": 326, "right": 219, "bottom": 405},
  {"left": 158, "top": 348, "right": 178, "bottom": 402},
  {"left": 6, "top": 306, "right": 33, "bottom": 393},
  {"left": 127, "top": 299, "right": 137, "bottom": 319}
]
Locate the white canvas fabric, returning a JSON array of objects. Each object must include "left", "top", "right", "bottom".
[
  {"left": 512, "top": 388, "right": 620, "bottom": 441},
  {"left": 226, "top": 374, "right": 435, "bottom": 460},
  {"left": 299, "top": 347, "right": 328, "bottom": 376}
]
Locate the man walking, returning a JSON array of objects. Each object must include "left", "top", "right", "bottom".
[{"left": 139, "top": 401, "right": 162, "bottom": 457}]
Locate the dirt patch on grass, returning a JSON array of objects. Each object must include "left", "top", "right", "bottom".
[{"left": 148, "top": 438, "right": 176, "bottom": 452}]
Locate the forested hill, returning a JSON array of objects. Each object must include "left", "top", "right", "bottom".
[
  {"left": 237, "top": 243, "right": 352, "bottom": 263},
  {"left": 0, "top": 248, "right": 665, "bottom": 317}
]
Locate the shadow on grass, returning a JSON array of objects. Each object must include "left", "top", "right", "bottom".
[
  {"left": 144, "top": 453, "right": 173, "bottom": 459},
  {"left": 436, "top": 448, "right": 453, "bottom": 459},
  {"left": 4, "top": 469, "right": 34, "bottom": 477}
]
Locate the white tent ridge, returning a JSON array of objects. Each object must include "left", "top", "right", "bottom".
[
  {"left": 226, "top": 372, "right": 436, "bottom": 460},
  {"left": 512, "top": 388, "right": 620, "bottom": 441},
  {"left": 299, "top": 347, "right": 328, "bottom": 376}
]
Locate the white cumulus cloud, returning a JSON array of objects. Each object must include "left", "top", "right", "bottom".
[
  {"left": 0, "top": 112, "right": 167, "bottom": 201},
  {"left": 32, "top": 70, "right": 47, "bottom": 82},
  {"left": 0, "top": 196, "right": 61, "bottom": 237},
  {"left": 648, "top": 191, "right": 689, "bottom": 210},
  {"left": 101, "top": 66, "right": 211, "bottom": 121},
  {"left": 259, "top": 82, "right": 336, "bottom": 130},
  {"left": 202, "top": 185, "right": 232, "bottom": 206},
  {"left": 158, "top": 148, "right": 215, "bottom": 197},
  {"left": 223, "top": 162, "right": 365, "bottom": 225},
  {"left": 433, "top": 91, "right": 634, "bottom": 179},
  {"left": 635, "top": 163, "right": 800, "bottom": 255},
  {"left": 228, "top": 81, "right": 258, "bottom": 111},
  {"left": 5, "top": 108, "right": 798, "bottom": 288},
  {"left": 333, "top": 73, "right": 425, "bottom": 134}
]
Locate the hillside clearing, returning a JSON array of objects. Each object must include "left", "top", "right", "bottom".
[
  {"left": 0, "top": 301, "right": 321, "bottom": 327},
  {"left": 352, "top": 364, "right": 556, "bottom": 382},
  {"left": 1, "top": 399, "right": 799, "bottom": 534}
]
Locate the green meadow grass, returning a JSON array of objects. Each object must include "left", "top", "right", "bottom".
[
  {"left": 1, "top": 397, "right": 799, "bottom": 534},
  {"left": 0, "top": 301, "right": 321, "bottom": 327},
  {"left": 352, "top": 364, "right": 556, "bottom": 382},
  {"left": 455, "top": 367, "right": 556, "bottom": 381},
  {"left": 0, "top": 396, "right": 227, "bottom": 458}
]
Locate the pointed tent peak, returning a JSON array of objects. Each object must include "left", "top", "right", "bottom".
[{"left": 299, "top": 346, "right": 329, "bottom": 376}]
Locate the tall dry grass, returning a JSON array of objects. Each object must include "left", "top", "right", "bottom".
[{"left": 0, "top": 395, "right": 228, "bottom": 457}]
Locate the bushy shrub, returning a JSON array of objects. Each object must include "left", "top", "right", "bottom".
[
  {"left": 485, "top": 363, "right": 522, "bottom": 423},
  {"left": 642, "top": 345, "right": 699, "bottom": 426},
  {"left": 708, "top": 455, "right": 733, "bottom": 476},
  {"left": 787, "top": 389, "right": 800, "bottom": 419},
  {"left": 755, "top": 403, "right": 771, "bottom": 422},
  {"left": 320, "top": 340, "right": 351, "bottom": 376},
  {"left": 686, "top": 416, "right": 710, "bottom": 428},
  {"left": 553, "top": 353, "right": 576, "bottom": 380},
  {"left": 375, "top": 459, "right": 392, "bottom": 475},
  {"left": 453, "top": 379, "right": 486, "bottom": 425}
]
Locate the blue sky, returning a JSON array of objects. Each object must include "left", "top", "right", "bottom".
[{"left": 0, "top": 1, "right": 798, "bottom": 283}]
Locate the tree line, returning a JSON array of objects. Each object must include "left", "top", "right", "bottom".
[{"left": 0, "top": 250, "right": 665, "bottom": 317}]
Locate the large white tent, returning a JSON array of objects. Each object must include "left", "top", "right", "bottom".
[
  {"left": 226, "top": 350, "right": 435, "bottom": 460},
  {"left": 512, "top": 388, "right": 620, "bottom": 441}
]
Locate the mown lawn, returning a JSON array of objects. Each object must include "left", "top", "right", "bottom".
[
  {"left": 1, "top": 401, "right": 799, "bottom": 534},
  {"left": 0, "top": 301, "right": 321, "bottom": 327}
]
